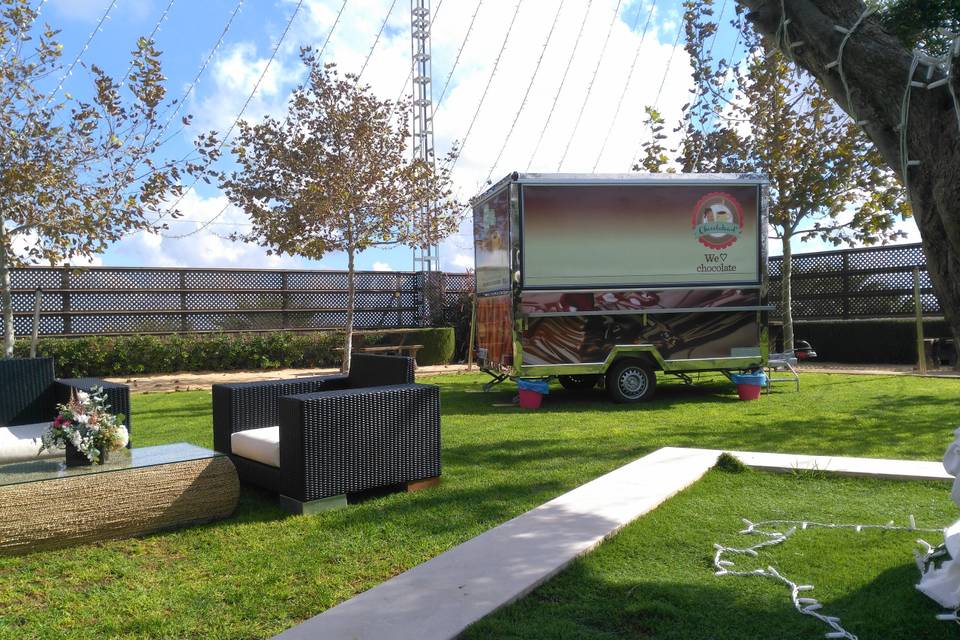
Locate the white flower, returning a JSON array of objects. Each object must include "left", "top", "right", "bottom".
[
  {"left": 116, "top": 426, "right": 129, "bottom": 449},
  {"left": 70, "top": 431, "right": 83, "bottom": 448},
  {"left": 75, "top": 414, "right": 90, "bottom": 425},
  {"left": 75, "top": 391, "right": 90, "bottom": 403}
]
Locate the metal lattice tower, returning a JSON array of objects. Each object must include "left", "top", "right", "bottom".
[{"left": 411, "top": 0, "right": 440, "bottom": 272}]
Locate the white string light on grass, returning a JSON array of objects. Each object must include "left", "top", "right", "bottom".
[{"left": 713, "top": 516, "right": 951, "bottom": 639}]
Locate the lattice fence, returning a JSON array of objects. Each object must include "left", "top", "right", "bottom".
[
  {"left": 769, "top": 242, "right": 940, "bottom": 320},
  {"left": 9, "top": 267, "right": 474, "bottom": 338}
]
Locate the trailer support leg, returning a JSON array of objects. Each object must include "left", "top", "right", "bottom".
[{"left": 482, "top": 372, "right": 509, "bottom": 392}]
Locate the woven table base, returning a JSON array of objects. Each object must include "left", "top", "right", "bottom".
[{"left": 0, "top": 456, "right": 239, "bottom": 555}]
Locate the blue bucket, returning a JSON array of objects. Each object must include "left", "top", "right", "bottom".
[{"left": 730, "top": 372, "right": 767, "bottom": 386}]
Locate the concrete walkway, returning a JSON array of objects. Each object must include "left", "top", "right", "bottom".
[
  {"left": 272, "top": 447, "right": 950, "bottom": 640},
  {"left": 800, "top": 362, "right": 960, "bottom": 378},
  {"left": 105, "top": 363, "right": 473, "bottom": 393}
]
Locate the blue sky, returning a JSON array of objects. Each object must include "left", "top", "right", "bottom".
[{"left": 33, "top": 0, "right": 919, "bottom": 271}]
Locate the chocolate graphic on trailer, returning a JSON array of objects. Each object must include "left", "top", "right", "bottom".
[{"left": 692, "top": 192, "right": 744, "bottom": 250}]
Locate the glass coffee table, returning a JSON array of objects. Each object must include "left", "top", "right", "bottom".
[{"left": 0, "top": 443, "right": 239, "bottom": 555}]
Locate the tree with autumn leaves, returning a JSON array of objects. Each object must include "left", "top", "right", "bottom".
[
  {"left": 0, "top": 0, "right": 189, "bottom": 358},
  {"left": 639, "top": 1, "right": 909, "bottom": 351},
  {"left": 202, "top": 49, "right": 463, "bottom": 371},
  {"left": 731, "top": 0, "right": 960, "bottom": 361}
]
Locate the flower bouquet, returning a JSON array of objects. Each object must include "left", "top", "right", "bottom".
[{"left": 40, "top": 388, "right": 129, "bottom": 466}]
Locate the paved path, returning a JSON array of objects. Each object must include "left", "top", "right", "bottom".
[
  {"left": 272, "top": 447, "right": 950, "bottom": 640},
  {"left": 799, "top": 362, "right": 960, "bottom": 378},
  {"left": 106, "top": 364, "right": 473, "bottom": 393}
]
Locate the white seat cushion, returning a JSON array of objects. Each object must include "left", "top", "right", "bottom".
[
  {"left": 231, "top": 426, "right": 280, "bottom": 468},
  {"left": 0, "top": 422, "right": 63, "bottom": 465}
]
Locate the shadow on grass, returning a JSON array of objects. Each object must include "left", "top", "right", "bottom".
[{"left": 462, "top": 561, "right": 952, "bottom": 640}]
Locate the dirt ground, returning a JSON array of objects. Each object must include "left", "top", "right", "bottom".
[
  {"left": 106, "top": 363, "right": 474, "bottom": 393},
  {"left": 105, "top": 360, "right": 960, "bottom": 394}
]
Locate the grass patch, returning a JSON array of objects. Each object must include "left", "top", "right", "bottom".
[
  {"left": 0, "top": 372, "right": 957, "bottom": 638},
  {"left": 463, "top": 469, "right": 957, "bottom": 640}
]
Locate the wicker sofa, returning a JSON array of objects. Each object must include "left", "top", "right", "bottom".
[
  {"left": 0, "top": 358, "right": 131, "bottom": 464},
  {"left": 212, "top": 354, "right": 441, "bottom": 513}
]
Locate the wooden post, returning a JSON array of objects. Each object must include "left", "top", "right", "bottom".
[
  {"left": 914, "top": 267, "right": 926, "bottom": 373},
  {"left": 841, "top": 252, "right": 850, "bottom": 320},
  {"left": 467, "top": 293, "right": 477, "bottom": 371},
  {"left": 30, "top": 289, "right": 42, "bottom": 358}
]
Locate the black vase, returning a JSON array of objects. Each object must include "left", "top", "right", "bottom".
[{"left": 64, "top": 442, "right": 109, "bottom": 466}]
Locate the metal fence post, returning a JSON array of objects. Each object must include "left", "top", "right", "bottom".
[
  {"left": 30, "top": 289, "right": 42, "bottom": 357},
  {"left": 60, "top": 266, "right": 72, "bottom": 335},
  {"left": 281, "top": 272, "right": 290, "bottom": 330},
  {"left": 914, "top": 267, "right": 926, "bottom": 373},
  {"left": 179, "top": 270, "right": 188, "bottom": 333}
]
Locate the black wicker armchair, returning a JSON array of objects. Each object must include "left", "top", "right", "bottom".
[
  {"left": 0, "top": 358, "right": 131, "bottom": 464},
  {"left": 212, "top": 354, "right": 441, "bottom": 513}
]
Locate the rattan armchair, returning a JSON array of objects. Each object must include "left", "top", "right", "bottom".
[
  {"left": 0, "top": 358, "right": 131, "bottom": 464},
  {"left": 212, "top": 354, "right": 441, "bottom": 513}
]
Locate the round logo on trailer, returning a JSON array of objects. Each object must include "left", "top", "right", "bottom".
[{"left": 691, "top": 192, "right": 744, "bottom": 250}]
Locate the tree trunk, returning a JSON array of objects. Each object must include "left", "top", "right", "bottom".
[
  {"left": 0, "top": 222, "right": 13, "bottom": 359},
  {"left": 780, "top": 235, "right": 794, "bottom": 352},
  {"left": 342, "top": 247, "right": 356, "bottom": 374},
  {"left": 738, "top": 0, "right": 960, "bottom": 367}
]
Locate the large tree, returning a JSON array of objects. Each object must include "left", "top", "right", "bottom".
[
  {"left": 0, "top": 0, "right": 187, "bottom": 357},
  {"left": 641, "top": 1, "right": 908, "bottom": 350},
  {"left": 734, "top": 0, "right": 960, "bottom": 359},
  {"left": 206, "top": 49, "right": 462, "bottom": 371}
]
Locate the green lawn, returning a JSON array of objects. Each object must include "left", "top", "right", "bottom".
[
  {"left": 0, "top": 372, "right": 957, "bottom": 639},
  {"left": 463, "top": 466, "right": 957, "bottom": 640}
]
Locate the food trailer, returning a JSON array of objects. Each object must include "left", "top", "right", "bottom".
[{"left": 472, "top": 172, "right": 770, "bottom": 402}]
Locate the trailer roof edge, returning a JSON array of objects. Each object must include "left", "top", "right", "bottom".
[{"left": 470, "top": 172, "right": 769, "bottom": 205}]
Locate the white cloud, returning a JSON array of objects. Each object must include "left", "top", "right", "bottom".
[
  {"left": 451, "top": 253, "right": 474, "bottom": 270},
  {"left": 372, "top": 261, "right": 393, "bottom": 271},
  {"left": 105, "top": 190, "right": 314, "bottom": 268},
  {"left": 109, "top": 0, "right": 698, "bottom": 270}
]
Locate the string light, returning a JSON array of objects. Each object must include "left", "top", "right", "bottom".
[
  {"left": 593, "top": 0, "right": 657, "bottom": 172},
  {"left": 898, "top": 54, "right": 921, "bottom": 204},
  {"left": 483, "top": 0, "right": 566, "bottom": 184},
  {"left": 120, "top": 0, "right": 177, "bottom": 87},
  {"left": 629, "top": 17, "right": 683, "bottom": 169},
  {"left": 317, "top": 0, "right": 348, "bottom": 61},
  {"left": 525, "top": 0, "right": 593, "bottom": 172},
  {"left": 359, "top": 0, "right": 399, "bottom": 80},
  {"left": 449, "top": 0, "right": 524, "bottom": 171},
  {"left": 714, "top": 516, "right": 947, "bottom": 639},
  {"left": 155, "top": 0, "right": 245, "bottom": 145},
  {"left": 0, "top": 0, "right": 50, "bottom": 69},
  {"left": 556, "top": 0, "right": 623, "bottom": 171},
  {"left": 826, "top": 8, "right": 873, "bottom": 126},
  {"left": 161, "top": 0, "right": 306, "bottom": 239},
  {"left": 45, "top": 0, "right": 119, "bottom": 109},
  {"left": 433, "top": 0, "right": 481, "bottom": 109}
]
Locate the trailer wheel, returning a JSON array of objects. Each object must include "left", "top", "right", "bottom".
[
  {"left": 558, "top": 375, "right": 600, "bottom": 391},
  {"left": 606, "top": 360, "right": 656, "bottom": 403}
]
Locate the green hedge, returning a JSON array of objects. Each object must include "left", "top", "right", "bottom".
[
  {"left": 366, "top": 327, "right": 455, "bottom": 366},
  {"left": 13, "top": 328, "right": 456, "bottom": 378},
  {"left": 785, "top": 319, "right": 952, "bottom": 364}
]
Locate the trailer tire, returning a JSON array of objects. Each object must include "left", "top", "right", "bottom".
[
  {"left": 558, "top": 375, "right": 600, "bottom": 391},
  {"left": 606, "top": 359, "right": 656, "bottom": 403}
]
